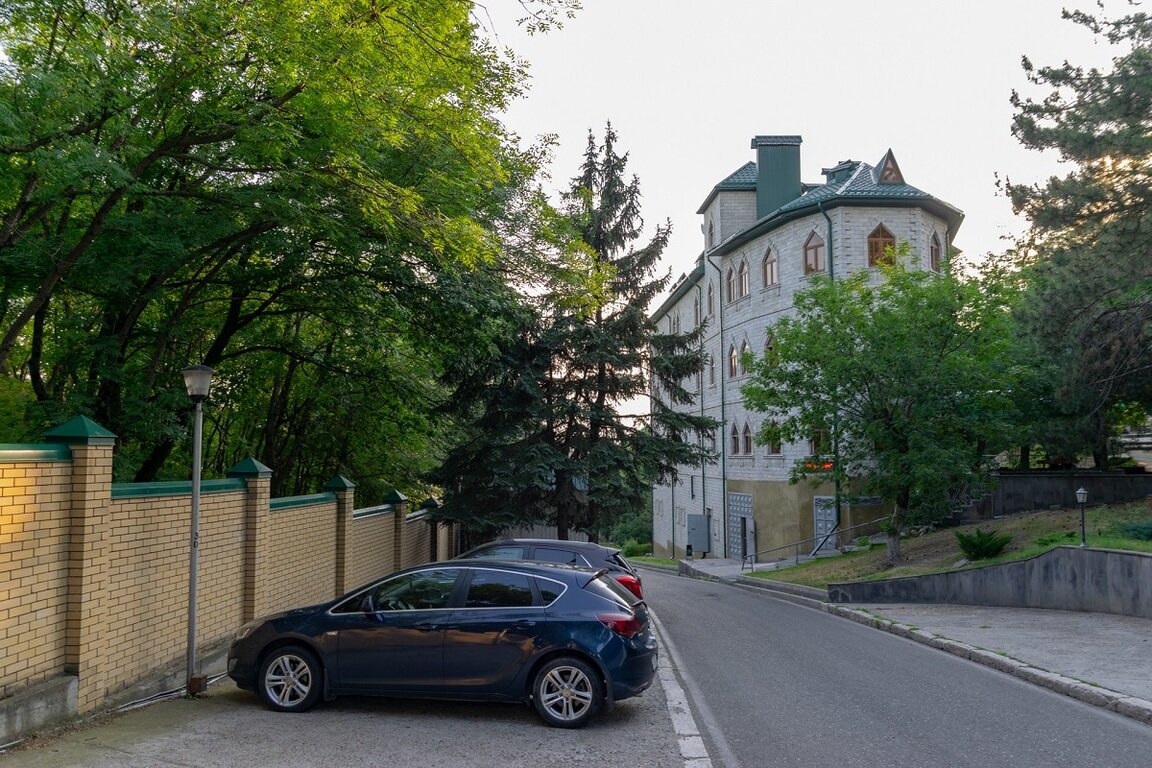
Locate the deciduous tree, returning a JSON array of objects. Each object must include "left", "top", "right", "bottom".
[{"left": 743, "top": 249, "right": 1020, "bottom": 564}]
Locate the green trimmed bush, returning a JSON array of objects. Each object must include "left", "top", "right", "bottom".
[
  {"left": 955, "top": 528, "right": 1012, "bottom": 560},
  {"left": 1114, "top": 521, "right": 1152, "bottom": 541}
]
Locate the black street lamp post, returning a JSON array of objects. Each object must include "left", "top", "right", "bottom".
[{"left": 1076, "top": 486, "right": 1088, "bottom": 548}]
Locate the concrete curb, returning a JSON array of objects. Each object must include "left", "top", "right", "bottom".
[{"left": 669, "top": 560, "right": 1152, "bottom": 728}]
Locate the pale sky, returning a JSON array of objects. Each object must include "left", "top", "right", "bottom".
[{"left": 483, "top": 0, "right": 1122, "bottom": 283}]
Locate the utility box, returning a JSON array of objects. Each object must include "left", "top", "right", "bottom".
[{"left": 687, "top": 514, "right": 710, "bottom": 555}]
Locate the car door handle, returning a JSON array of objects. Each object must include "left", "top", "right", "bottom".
[
  {"left": 514, "top": 620, "right": 537, "bottom": 627},
  {"left": 414, "top": 622, "right": 440, "bottom": 632}
]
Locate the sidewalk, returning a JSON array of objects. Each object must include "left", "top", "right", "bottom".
[{"left": 671, "top": 557, "right": 1152, "bottom": 726}]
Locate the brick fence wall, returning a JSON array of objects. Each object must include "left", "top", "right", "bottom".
[{"left": 0, "top": 417, "right": 451, "bottom": 740}]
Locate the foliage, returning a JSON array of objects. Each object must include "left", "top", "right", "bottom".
[
  {"left": 618, "top": 540, "right": 651, "bottom": 558},
  {"left": 606, "top": 508, "right": 653, "bottom": 550},
  {"left": 954, "top": 528, "right": 1013, "bottom": 560},
  {"left": 433, "top": 125, "right": 716, "bottom": 539},
  {"left": 0, "top": 0, "right": 565, "bottom": 500},
  {"left": 742, "top": 246, "right": 1023, "bottom": 563},
  {"left": 1008, "top": 6, "right": 1152, "bottom": 468}
]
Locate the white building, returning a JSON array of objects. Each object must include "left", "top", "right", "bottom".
[{"left": 650, "top": 135, "right": 963, "bottom": 562}]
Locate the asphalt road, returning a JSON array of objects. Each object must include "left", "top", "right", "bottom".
[{"left": 643, "top": 569, "right": 1152, "bottom": 768}]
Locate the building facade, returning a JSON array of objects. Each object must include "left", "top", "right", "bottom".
[{"left": 650, "top": 135, "right": 963, "bottom": 562}]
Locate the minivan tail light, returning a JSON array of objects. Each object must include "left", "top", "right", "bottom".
[
  {"left": 616, "top": 574, "right": 643, "bottom": 599},
  {"left": 598, "top": 612, "right": 643, "bottom": 638}
]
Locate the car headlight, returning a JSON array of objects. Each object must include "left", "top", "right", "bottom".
[{"left": 234, "top": 620, "right": 260, "bottom": 642}]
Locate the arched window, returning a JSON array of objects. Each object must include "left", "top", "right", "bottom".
[
  {"left": 763, "top": 249, "right": 779, "bottom": 287},
  {"left": 707, "top": 283, "right": 715, "bottom": 316},
  {"left": 728, "top": 345, "right": 738, "bottom": 377},
  {"left": 930, "top": 233, "right": 942, "bottom": 272},
  {"left": 708, "top": 220, "right": 715, "bottom": 248},
  {"left": 764, "top": 335, "right": 776, "bottom": 365},
  {"left": 742, "top": 423, "right": 753, "bottom": 455},
  {"left": 739, "top": 340, "right": 749, "bottom": 375},
  {"left": 726, "top": 268, "right": 736, "bottom": 301},
  {"left": 738, "top": 260, "right": 749, "bottom": 297},
  {"left": 767, "top": 422, "right": 782, "bottom": 455},
  {"left": 809, "top": 427, "right": 831, "bottom": 456},
  {"left": 804, "top": 232, "right": 825, "bottom": 274},
  {"left": 730, "top": 424, "right": 740, "bottom": 455},
  {"left": 708, "top": 354, "right": 715, "bottom": 385},
  {"left": 693, "top": 295, "right": 701, "bottom": 326},
  {"left": 868, "top": 224, "right": 896, "bottom": 266}
]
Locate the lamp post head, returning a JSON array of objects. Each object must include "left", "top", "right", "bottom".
[
  {"left": 182, "top": 365, "right": 215, "bottom": 402},
  {"left": 1076, "top": 487, "right": 1088, "bottom": 505}
]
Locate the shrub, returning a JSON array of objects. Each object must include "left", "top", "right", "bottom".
[
  {"left": 620, "top": 540, "right": 650, "bottom": 558},
  {"left": 955, "top": 528, "right": 1012, "bottom": 560},
  {"left": 1113, "top": 521, "right": 1152, "bottom": 541}
]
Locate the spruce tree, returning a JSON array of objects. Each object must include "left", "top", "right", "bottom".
[{"left": 436, "top": 125, "right": 715, "bottom": 541}]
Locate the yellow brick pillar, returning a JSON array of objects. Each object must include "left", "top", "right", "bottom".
[
  {"left": 45, "top": 416, "right": 116, "bottom": 714},
  {"left": 227, "top": 458, "right": 272, "bottom": 622},
  {"left": 418, "top": 498, "right": 444, "bottom": 562},
  {"left": 325, "top": 475, "right": 356, "bottom": 595},
  {"left": 382, "top": 489, "right": 408, "bottom": 570}
]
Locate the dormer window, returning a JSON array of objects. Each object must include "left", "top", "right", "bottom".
[
  {"left": 803, "top": 232, "right": 825, "bottom": 274},
  {"left": 868, "top": 224, "right": 896, "bottom": 267}
]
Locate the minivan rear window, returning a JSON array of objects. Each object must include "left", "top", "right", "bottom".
[{"left": 585, "top": 573, "right": 639, "bottom": 608}]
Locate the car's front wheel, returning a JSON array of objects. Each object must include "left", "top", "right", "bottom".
[
  {"left": 532, "top": 656, "right": 603, "bottom": 728},
  {"left": 258, "top": 645, "right": 323, "bottom": 712}
]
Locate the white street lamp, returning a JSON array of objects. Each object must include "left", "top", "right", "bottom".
[
  {"left": 182, "top": 365, "right": 214, "bottom": 695},
  {"left": 1076, "top": 487, "right": 1088, "bottom": 548}
]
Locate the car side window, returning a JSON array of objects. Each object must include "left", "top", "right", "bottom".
[
  {"left": 533, "top": 547, "right": 583, "bottom": 566},
  {"left": 372, "top": 568, "right": 459, "bottom": 611},
  {"left": 469, "top": 545, "right": 525, "bottom": 560},
  {"left": 464, "top": 570, "right": 534, "bottom": 608},
  {"left": 534, "top": 578, "right": 564, "bottom": 606}
]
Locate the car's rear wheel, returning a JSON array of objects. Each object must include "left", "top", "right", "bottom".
[
  {"left": 259, "top": 645, "right": 323, "bottom": 712},
  {"left": 532, "top": 656, "right": 602, "bottom": 728}
]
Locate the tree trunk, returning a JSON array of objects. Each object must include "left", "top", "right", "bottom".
[
  {"left": 1018, "top": 443, "right": 1031, "bottom": 470},
  {"left": 884, "top": 532, "right": 902, "bottom": 567}
]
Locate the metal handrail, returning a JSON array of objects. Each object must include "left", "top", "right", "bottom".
[{"left": 740, "top": 517, "right": 890, "bottom": 572}]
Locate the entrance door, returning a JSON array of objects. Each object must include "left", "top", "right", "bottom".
[{"left": 812, "top": 496, "right": 838, "bottom": 553}]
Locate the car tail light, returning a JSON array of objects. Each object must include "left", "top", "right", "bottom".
[
  {"left": 598, "top": 612, "right": 644, "bottom": 638},
  {"left": 616, "top": 574, "right": 643, "bottom": 599}
]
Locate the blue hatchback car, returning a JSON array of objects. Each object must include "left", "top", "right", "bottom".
[{"left": 227, "top": 560, "right": 658, "bottom": 728}]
